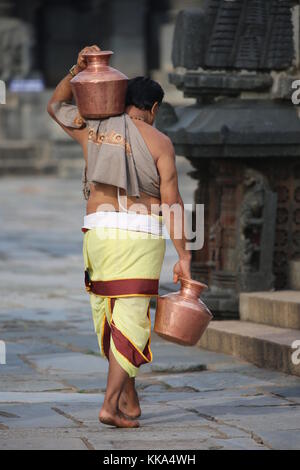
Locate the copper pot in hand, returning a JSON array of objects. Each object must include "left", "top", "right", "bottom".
[
  {"left": 70, "top": 51, "right": 128, "bottom": 119},
  {"left": 154, "top": 277, "right": 213, "bottom": 346}
]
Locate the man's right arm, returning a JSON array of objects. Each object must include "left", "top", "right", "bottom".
[
  {"left": 47, "top": 45, "right": 100, "bottom": 146},
  {"left": 47, "top": 71, "right": 87, "bottom": 145},
  {"left": 156, "top": 135, "right": 192, "bottom": 283}
]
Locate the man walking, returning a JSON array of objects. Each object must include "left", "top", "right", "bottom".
[{"left": 48, "top": 45, "right": 191, "bottom": 428}]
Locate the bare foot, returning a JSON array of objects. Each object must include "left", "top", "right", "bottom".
[
  {"left": 119, "top": 391, "right": 141, "bottom": 419},
  {"left": 99, "top": 407, "right": 139, "bottom": 428},
  {"left": 119, "top": 399, "right": 141, "bottom": 419}
]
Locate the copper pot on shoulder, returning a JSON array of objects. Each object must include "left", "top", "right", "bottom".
[
  {"left": 154, "top": 277, "right": 213, "bottom": 346},
  {"left": 70, "top": 50, "right": 128, "bottom": 119}
]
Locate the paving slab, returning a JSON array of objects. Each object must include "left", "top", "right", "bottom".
[
  {"left": 0, "top": 374, "right": 68, "bottom": 393},
  {"left": 0, "top": 392, "right": 104, "bottom": 404},
  {"left": 0, "top": 435, "right": 88, "bottom": 450},
  {"left": 262, "top": 385, "right": 300, "bottom": 404},
  {"left": 0, "top": 404, "right": 77, "bottom": 429},
  {"left": 49, "top": 402, "right": 102, "bottom": 426},
  {"left": 46, "top": 333, "right": 100, "bottom": 355},
  {"left": 252, "top": 430, "right": 300, "bottom": 450},
  {"left": 154, "top": 370, "right": 273, "bottom": 392},
  {"left": 142, "top": 338, "right": 246, "bottom": 375},
  {"left": 142, "top": 388, "right": 286, "bottom": 408},
  {"left": 211, "top": 437, "right": 267, "bottom": 451},
  {"left": 189, "top": 403, "right": 300, "bottom": 432},
  {"left": 62, "top": 375, "right": 108, "bottom": 392},
  {"left": 3, "top": 339, "right": 70, "bottom": 357},
  {"left": 26, "top": 352, "right": 108, "bottom": 376}
]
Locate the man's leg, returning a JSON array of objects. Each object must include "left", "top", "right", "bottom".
[
  {"left": 99, "top": 347, "right": 140, "bottom": 428},
  {"left": 119, "top": 377, "right": 141, "bottom": 418},
  {"left": 110, "top": 296, "right": 152, "bottom": 419}
]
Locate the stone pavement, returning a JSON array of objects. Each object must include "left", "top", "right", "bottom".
[{"left": 0, "top": 175, "right": 300, "bottom": 450}]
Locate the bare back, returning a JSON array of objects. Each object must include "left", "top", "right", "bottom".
[{"left": 83, "top": 118, "right": 168, "bottom": 215}]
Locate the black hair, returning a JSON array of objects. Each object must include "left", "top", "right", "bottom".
[{"left": 125, "top": 76, "right": 164, "bottom": 111}]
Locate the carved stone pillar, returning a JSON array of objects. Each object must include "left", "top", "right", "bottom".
[
  {"left": 189, "top": 160, "right": 211, "bottom": 286},
  {"left": 156, "top": 2, "right": 300, "bottom": 317}
]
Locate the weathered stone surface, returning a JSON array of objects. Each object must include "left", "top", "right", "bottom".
[
  {"left": 0, "top": 375, "right": 69, "bottom": 393},
  {"left": 26, "top": 352, "right": 108, "bottom": 377},
  {"left": 255, "top": 430, "right": 300, "bottom": 450},
  {"left": 199, "top": 320, "right": 300, "bottom": 377},
  {"left": 158, "top": 101, "right": 300, "bottom": 156},
  {"left": 260, "top": 385, "right": 300, "bottom": 404},
  {"left": 288, "top": 260, "right": 300, "bottom": 290},
  {"left": 0, "top": 392, "right": 104, "bottom": 404},
  {"left": 240, "top": 290, "right": 300, "bottom": 329},
  {"left": 169, "top": 71, "right": 273, "bottom": 97},
  {"left": 171, "top": 8, "right": 206, "bottom": 70},
  {"left": 0, "top": 436, "right": 88, "bottom": 450},
  {"left": 142, "top": 340, "right": 207, "bottom": 374},
  {"left": 154, "top": 370, "right": 271, "bottom": 392},
  {"left": 172, "top": 2, "right": 295, "bottom": 73}
]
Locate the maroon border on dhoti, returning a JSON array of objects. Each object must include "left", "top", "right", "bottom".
[
  {"left": 102, "top": 317, "right": 111, "bottom": 360},
  {"left": 110, "top": 321, "right": 151, "bottom": 367},
  {"left": 103, "top": 298, "right": 152, "bottom": 368},
  {"left": 86, "top": 277, "right": 159, "bottom": 297}
]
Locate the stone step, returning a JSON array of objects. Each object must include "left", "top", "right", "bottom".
[
  {"left": 0, "top": 140, "right": 56, "bottom": 175},
  {"left": 240, "top": 290, "right": 300, "bottom": 329},
  {"left": 0, "top": 139, "right": 83, "bottom": 177},
  {"left": 198, "top": 320, "right": 300, "bottom": 377}
]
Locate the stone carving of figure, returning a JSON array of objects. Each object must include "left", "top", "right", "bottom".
[
  {"left": 238, "top": 168, "right": 270, "bottom": 273},
  {"left": 209, "top": 219, "right": 222, "bottom": 271},
  {"left": 0, "top": 18, "right": 33, "bottom": 81}
]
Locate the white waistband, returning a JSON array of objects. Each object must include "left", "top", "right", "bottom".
[{"left": 83, "top": 211, "right": 167, "bottom": 236}]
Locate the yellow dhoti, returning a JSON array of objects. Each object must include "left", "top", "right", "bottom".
[{"left": 82, "top": 223, "right": 166, "bottom": 377}]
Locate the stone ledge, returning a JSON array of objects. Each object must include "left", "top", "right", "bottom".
[
  {"left": 198, "top": 320, "right": 300, "bottom": 377},
  {"left": 169, "top": 71, "right": 273, "bottom": 97},
  {"left": 240, "top": 291, "right": 300, "bottom": 329},
  {"left": 0, "top": 140, "right": 56, "bottom": 175},
  {"left": 0, "top": 139, "right": 84, "bottom": 177}
]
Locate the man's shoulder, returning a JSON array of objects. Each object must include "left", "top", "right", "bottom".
[
  {"left": 149, "top": 124, "right": 171, "bottom": 142},
  {"left": 146, "top": 125, "right": 174, "bottom": 152}
]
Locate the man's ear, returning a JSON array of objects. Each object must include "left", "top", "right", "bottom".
[{"left": 151, "top": 101, "right": 159, "bottom": 115}]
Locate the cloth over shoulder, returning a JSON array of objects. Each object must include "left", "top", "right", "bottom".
[
  {"left": 49, "top": 100, "right": 86, "bottom": 129},
  {"left": 50, "top": 101, "right": 160, "bottom": 201}
]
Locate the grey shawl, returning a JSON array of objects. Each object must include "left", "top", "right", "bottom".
[{"left": 50, "top": 101, "right": 160, "bottom": 200}]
